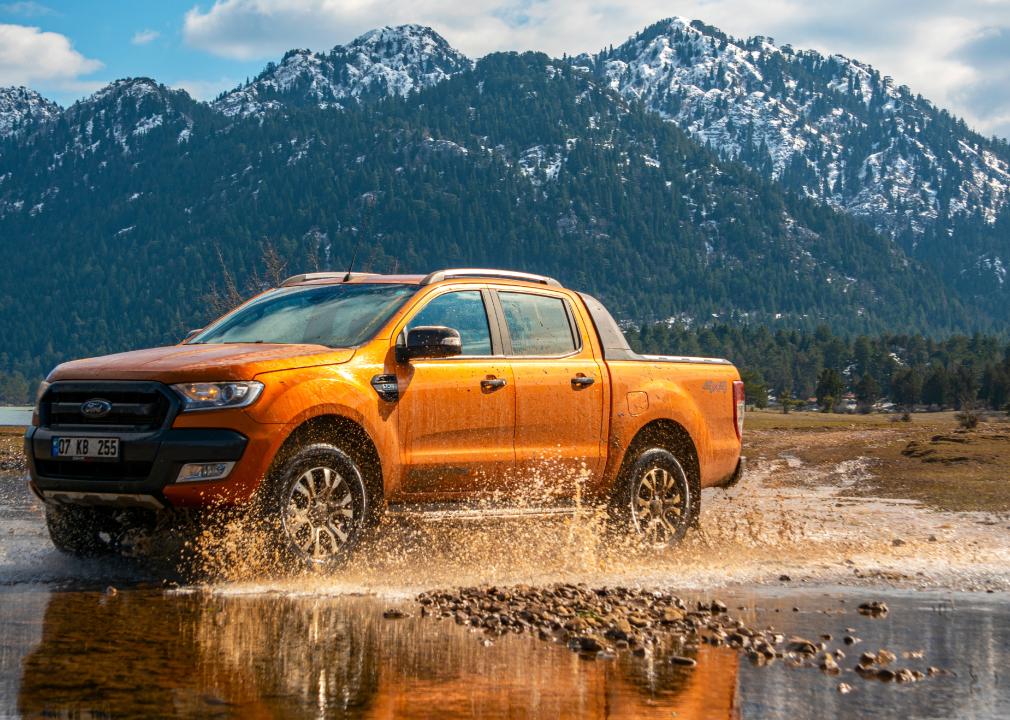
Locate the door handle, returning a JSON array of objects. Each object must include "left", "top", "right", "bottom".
[
  {"left": 571, "top": 375, "right": 595, "bottom": 388},
  {"left": 481, "top": 377, "right": 507, "bottom": 391}
]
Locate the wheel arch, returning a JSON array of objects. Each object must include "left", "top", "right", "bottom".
[
  {"left": 268, "top": 414, "right": 384, "bottom": 502},
  {"left": 619, "top": 418, "right": 701, "bottom": 499}
]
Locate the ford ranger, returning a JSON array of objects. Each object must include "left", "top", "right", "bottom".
[{"left": 26, "top": 269, "right": 745, "bottom": 562}]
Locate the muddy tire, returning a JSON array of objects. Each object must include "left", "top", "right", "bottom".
[
  {"left": 260, "top": 443, "right": 375, "bottom": 566},
  {"left": 609, "top": 447, "right": 695, "bottom": 547},
  {"left": 45, "top": 503, "right": 111, "bottom": 557}
]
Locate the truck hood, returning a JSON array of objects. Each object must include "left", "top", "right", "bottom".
[{"left": 48, "top": 344, "right": 356, "bottom": 383}]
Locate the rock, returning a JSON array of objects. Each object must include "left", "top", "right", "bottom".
[
  {"left": 857, "top": 601, "right": 889, "bottom": 617},
  {"left": 661, "top": 608, "right": 685, "bottom": 623},
  {"left": 786, "top": 637, "right": 818, "bottom": 655},
  {"left": 928, "top": 534, "right": 938, "bottom": 542},
  {"left": 670, "top": 655, "right": 697, "bottom": 667},
  {"left": 779, "top": 575, "right": 792, "bottom": 582},
  {"left": 894, "top": 668, "right": 918, "bottom": 683},
  {"left": 105, "top": 586, "right": 118, "bottom": 597},
  {"left": 876, "top": 649, "right": 896, "bottom": 666},
  {"left": 859, "top": 651, "right": 878, "bottom": 666},
  {"left": 570, "top": 636, "right": 604, "bottom": 654},
  {"left": 876, "top": 668, "right": 896, "bottom": 682},
  {"left": 837, "top": 683, "right": 853, "bottom": 694},
  {"left": 710, "top": 600, "right": 728, "bottom": 613},
  {"left": 383, "top": 608, "right": 408, "bottom": 619},
  {"left": 819, "top": 653, "right": 840, "bottom": 674},
  {"left": 843, "top": 635, "right": 860, "bottom": 646},
  {"left": 892, "top": 538, "right": 906, "bottom": 547}
]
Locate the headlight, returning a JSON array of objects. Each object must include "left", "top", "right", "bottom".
[{"left": 172, "top": 381, "right": 264, "bottom": 412}]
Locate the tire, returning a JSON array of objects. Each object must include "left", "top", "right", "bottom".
[
  {"left": 45, "top": 503, "right": 112, "bottom": 557},
  {"left": 260, "top": 443, "right": 375, "bottom": 566},
  {"left": 609, "top": 447, "right": 695, "bottom": 547}
]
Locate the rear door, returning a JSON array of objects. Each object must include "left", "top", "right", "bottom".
[
  {"left": 492, "top": 288, "right": 606, "bottom": 493},
  {"left": 395, "top": 287, "right": 516, "bottom": 495}
]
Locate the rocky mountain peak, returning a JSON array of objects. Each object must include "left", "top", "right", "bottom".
[
  {"left": 213, "top": 24, "right": 471, "bottom": 118},
  {"left": 0, "top": 86, "right": 61, "bottom": 138}
]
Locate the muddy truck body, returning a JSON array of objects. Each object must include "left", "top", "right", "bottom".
[{"left": 26, "top": 269, "right": 745, "bottom": 561}]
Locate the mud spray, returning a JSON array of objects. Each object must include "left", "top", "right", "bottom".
[{"left": 175, "top": 448, "right": 1010, "bottom": 596}]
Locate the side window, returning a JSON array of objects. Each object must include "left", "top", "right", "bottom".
[
  {"left": 499, "top": 292, "right": 578, "bottom": 356},
  {"left": 407, "top": 291, "right": 493, "bottom": 356}
]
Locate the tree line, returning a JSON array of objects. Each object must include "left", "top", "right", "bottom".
[{"left": 625, "top": 323, "right": 1010, "bottom": 413}]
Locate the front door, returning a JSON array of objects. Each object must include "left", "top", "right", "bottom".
[
  {"left": 396, "top": 288, "right": 515, "bottom": 495},
  {"left": 494, "top": 289, "right": 605, "bottom": 498}
]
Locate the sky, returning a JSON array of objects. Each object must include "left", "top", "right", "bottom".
[{"left": 1, "top": 0, "right": 1008, "bottom": 140}]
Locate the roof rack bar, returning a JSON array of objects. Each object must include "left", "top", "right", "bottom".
[
  {"left": 420, "top": 268, "right": 562, "bottom": 287},
  {"left": 280, "top": 272, "right": 372, "bottom": 287}
]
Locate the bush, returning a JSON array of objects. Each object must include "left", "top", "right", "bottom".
[{"left": 956, "top": 409, "right": 979, "bottom": 429}]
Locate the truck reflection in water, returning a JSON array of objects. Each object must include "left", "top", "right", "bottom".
[{"left": 18, "top": 590, "right": 741, "bottom": 718}]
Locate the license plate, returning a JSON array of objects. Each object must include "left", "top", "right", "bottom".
[{"left": 52, "top": 436, "right": 120, "bottom": 460}]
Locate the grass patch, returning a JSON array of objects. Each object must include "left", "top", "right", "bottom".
[{"left": 745, "top": 411, "right": 1010, "bottom": 513}]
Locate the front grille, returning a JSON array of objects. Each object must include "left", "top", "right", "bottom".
[
  {"left": 40, "top": 382, "right": 174, "bottom": 431},
  {"left": 35, "top": 460, "right": 153, "bottom": 481}
]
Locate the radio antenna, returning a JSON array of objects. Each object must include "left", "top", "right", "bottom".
[{"left": 343, "top": 247, "right": 358, "bottom": 282}]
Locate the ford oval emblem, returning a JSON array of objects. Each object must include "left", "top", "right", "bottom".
[{"left": 80, "top": 398, "right": 113, "bottom": 418}]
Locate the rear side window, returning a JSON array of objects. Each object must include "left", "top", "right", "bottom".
[
  {"left": 407, "top": 290, "right": 493, "bottom": 356},
  {"left": 499, "top": 292, "right": 578, "bottom": 356}
]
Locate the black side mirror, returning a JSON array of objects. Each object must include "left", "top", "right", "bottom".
[
  {"left": 398, "top": 326, "right": 462, "bottom": 362},
  {"left": 183, "top": 328, "right": 203, "bottom": 343}
]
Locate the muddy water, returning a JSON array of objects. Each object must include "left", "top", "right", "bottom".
[
  {"left": 3, "top": 460, "right": 1010, "bottom": 719},
  {"left": 2, "top": 586, "right": 1008, "bottom": 719}
]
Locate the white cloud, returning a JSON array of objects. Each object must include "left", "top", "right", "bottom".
[
  {"left": 131, "top": 29, "right": 160, "bottom": 45},
  {"left": 0, "top": 23, "right": 102, "bottom": 87},
  {"left": 181, "top": 0, "right": 1010, "bottom": 138},
  {"left": 0, "top": 2, "right": 54, "bottom": 17}
]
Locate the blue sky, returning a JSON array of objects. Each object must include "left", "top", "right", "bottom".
[
  {"left": 0, "top": 1, "right": 263, "bottom": 103},
  {"left": 1, "top": 0, "right": 1008, "bottom": 139}
]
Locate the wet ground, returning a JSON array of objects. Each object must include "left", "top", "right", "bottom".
[{"left": 2, "top": 413, "right": 1009, "bottom": 718}]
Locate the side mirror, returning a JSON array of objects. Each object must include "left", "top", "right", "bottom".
[
  {"left": 183, "top": 328, "right": 203, "bottom": 343},
  {"left": 398, "top": 326, "right": 462, "bottom": 362}
]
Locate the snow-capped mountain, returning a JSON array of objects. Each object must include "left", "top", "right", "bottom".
[
  {"left": 213, "top": 24, "right": 471, "bottom": 118},
  {"left": 0, "top": 86, "right": 60, "bottom": 138},
  {"left": 59, "top": 78, "right": 203, "bottom": 155},
  {"left": 586, "top": 18, "right": 1010, "bottom": 245}
]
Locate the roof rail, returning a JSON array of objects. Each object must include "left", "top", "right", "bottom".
[
  {"left": 420, "top": 268, "right": 562, "bottom": 287},
  {"left": 280, "top": 272, "right": 372, "bottom": 287}
]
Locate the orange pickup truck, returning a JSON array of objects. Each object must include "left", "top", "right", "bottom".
[{"left": 26, "top": 269, "right": 744, "bottom": 562}]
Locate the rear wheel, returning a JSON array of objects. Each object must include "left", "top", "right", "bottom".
[
  {"left": 610, "top": 448, "right": 694, "bottom": 547},
  {"left": 261, "top": 443, "right": 374, "bottom": 566}
]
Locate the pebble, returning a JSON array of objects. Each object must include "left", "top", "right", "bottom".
[
  {"left": 413, "top": 584, "right": 939, "bottom": 688},
  {"left": 857, "top": 601, "right": 889, "bottom": 617},
  {"left": 670, "top": 656, "right": 697, "bottom": 667}
]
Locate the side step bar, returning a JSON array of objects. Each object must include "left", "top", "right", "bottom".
[{"left": 385, "top": 502, "right": 584, "bottom": 522}]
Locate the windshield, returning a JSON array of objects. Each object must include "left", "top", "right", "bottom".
[{"left": 191, "top": 283, "right": 416, "bottom": 347}]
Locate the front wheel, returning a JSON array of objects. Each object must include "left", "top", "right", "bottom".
[
  {"left": 610, "top": 448, "right": 694, "bottom": 548},
  {"left": 261, "top": 443, "right": 374, "bottom": 566},
  {"left": 45, "top": 503, "right": 112, "bottom": 556}
]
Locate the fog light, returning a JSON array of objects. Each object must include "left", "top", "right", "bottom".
[{"left": 176, "top": 462, "right": 235, "bottom": 483}]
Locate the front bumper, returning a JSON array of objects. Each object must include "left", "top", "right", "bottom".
[{"left": 26, "top": 426, "right": 248, "bottom": 509}]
